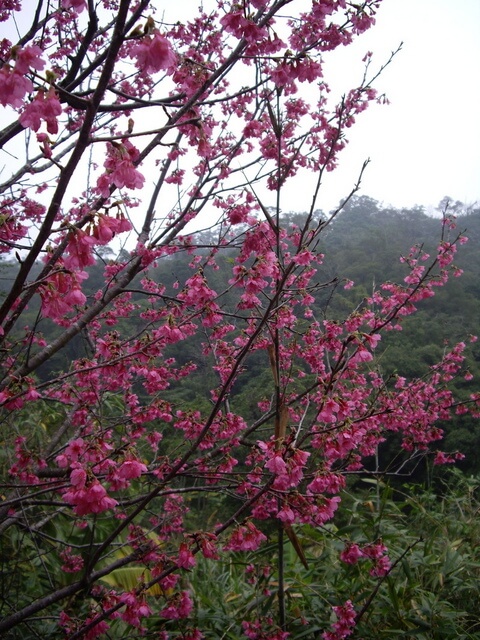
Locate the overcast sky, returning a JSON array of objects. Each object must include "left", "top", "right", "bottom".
[
  {"left": 302, "top": 0, "right": 480, "bottom": 214},
  {"left": 2, "top": 1, "right": 478, "bottom": 217}
]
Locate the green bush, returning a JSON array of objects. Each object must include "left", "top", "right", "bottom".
[{"left": 186, "top": 471, "right": 480, "bottom": 639}]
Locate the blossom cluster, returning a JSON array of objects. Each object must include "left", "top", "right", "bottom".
[
  {"left": 96, "top": 140, "right": 145, "bottom": 197},
  {"left": 0, "top": 44, "right": 44, "bottom": 108},
  {"left": 322, "top": 600, "right": 356, "bottom": 640},
  {"left": 340, "top": 541, "right": 391, "bottom": 577}
]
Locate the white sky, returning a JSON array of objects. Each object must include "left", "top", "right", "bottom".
[
  {"left": 1, "top": 1, "right": 478, "bottom": 218},
  {"left": 299, "top": 0, "right": 480, "bottom": 214}
]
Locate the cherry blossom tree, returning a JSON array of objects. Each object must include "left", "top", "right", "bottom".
[{"left": 0, "top": 1, "right": 477, "bottom": 638}]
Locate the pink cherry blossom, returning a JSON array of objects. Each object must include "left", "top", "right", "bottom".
[
  {"left": 64, "top": 287, "right": 86, "bottom": 306},
  {"left": 161, "top": 591, "right": 193, "bottom": 620},
  {"left": 0, "top": 65, "right": 32, "bottom": 107},
  {"left": 195, "top": 532, "right": 219, "bottom": 559},
  {"left": 13, "top": 44, "right": 45, "bottom": 74},
  {"left": 242, "top": 619, "right": 290, "bottom": 640},
  {"left": 117, "top": 458, "right": 148, "bottom": 480},
  {"left": 60, "top": 546, "right": 84, "bottom": 573},
  {"left": 36, "top": 132, "right": 53, "bottom": 158},
  {"left": 19, "top": 88, "right": 62, "bottom": 134},
  {"left": 63, "top": 476, "right": 118, "bottom": 516},
  {"left": 177, "top": 542, "right": 196, "bottom": 569},
  {"left": 39, "top": 268, "right": 88, "bottom": 322},
  {"left": 277, "top": 504, "right": 296, "bottom": 524},
  {"left": 0, "top": 2, "right": 21, "bottom": 22},
  {"left": 322, "top": 600, "right": 356, "bottom": 640},
  {"left": 96, "top": 141, "right": 145, "bottom": 196},
  {"left": 293, "top": 249, "right": 315, "bottom": 265},
  {"left": 119, "top": 592, "right": 152, "bottom": 628},
  {"left": 64, "top": 228, "right": 97, "bottom": 270},
  {"left": 224, "top": 521, "right": 267, "bottom": 552},
  {"left": 265, "top": 454, "right": 288, "bottom": 476},
  {"left": 130, "top": 31, "right": 176, "bottom": 73},
  {"left": 93, "top": 213, "right": 122, "bottom": 244},
  {"left": 307, "top": 473, "right": 346, "bottom": 495},
  {"left": 340, "top": 543, "right": 364, "bottom": 565},
  {"left": 62, "top": 0, "right": 87, "bottom": 12}
]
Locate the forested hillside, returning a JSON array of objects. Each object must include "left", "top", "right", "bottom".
[
  {"left": 2, "top": 197, "right": 479, "bottom": 475},
  {"left": 316, "top": 197, "right": 480, "bottom": 475}
]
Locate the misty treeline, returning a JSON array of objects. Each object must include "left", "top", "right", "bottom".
[{"left": 2, "top": 195, "right": 479, "bottom": 477}]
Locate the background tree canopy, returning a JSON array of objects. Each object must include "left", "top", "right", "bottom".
[{"left": 2, "top": 197, "right": 479, "bottom": 477}]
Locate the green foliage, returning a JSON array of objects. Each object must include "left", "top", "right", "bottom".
[{"left": 187, "top": 471, "right": 480, "bottom": 639}]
